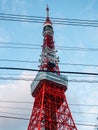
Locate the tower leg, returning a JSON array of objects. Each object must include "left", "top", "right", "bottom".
[{"left": 28, "top": 81, "right": 77, "bottom": 130}]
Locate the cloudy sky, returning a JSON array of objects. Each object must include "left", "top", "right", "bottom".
[{"left": 0, "top": 0, "right": 98, "bottom": 130}]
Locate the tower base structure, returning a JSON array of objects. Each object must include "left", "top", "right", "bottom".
[{"left": 28, "top": 72, "right": 77, "bottom": 130}]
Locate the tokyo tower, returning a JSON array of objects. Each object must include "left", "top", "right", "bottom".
[{"left": 28, "top": 6, "right": 77, "bottom": 130}]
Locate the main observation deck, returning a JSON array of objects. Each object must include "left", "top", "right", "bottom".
[{"left": 31, "top": 71, "right": 68, "bottom": 97}]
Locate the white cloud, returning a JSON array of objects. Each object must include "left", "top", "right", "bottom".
[
  {"left": 66, "top": 67, "right": 98, "bottom": 130},
  {"left": 0, "top": 71, "right": 36, "bottom": 130}
]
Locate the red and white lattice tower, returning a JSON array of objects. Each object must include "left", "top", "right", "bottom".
[{"left": 28, "top": 6, "right": 77, "bottom": 130}]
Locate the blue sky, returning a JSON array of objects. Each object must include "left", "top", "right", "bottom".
[{"left": 0, "top": 0, "right": 98, "bottom": 130}]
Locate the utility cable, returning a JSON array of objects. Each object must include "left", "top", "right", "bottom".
[
  {"left": 0, "top": 100, "right": 98, "bottom": 107},
  {"left": 0, "top": 111, "right": 97, "bottom": 125},
  {"left": 0, "top": 13, "right": 98, "bottom": 27},
  {"left": 0, "top": 106, "right": 31, "bottom": 110},
  {"left": 1, "top": 59, "right": 98, "bottom": 68},
  {"left": 0, "top": 109, "right": 97, "bottom": 117},
  {"left": 0, "top": 115, "right": 29, "bottom": 120},
  {"left": 0, "top": 59, "right": 38, "bottom": 64},
  {"left": 0, "top": 111, "right": 29, "bottom": 117},
  {"left": 0, "top": 73, "right": 97, "bottom": 78},
  {"left": 0, "top": 41, "right": 41, "bottom": 46},
  {"left": 1, "top": 41, "right": 98, "bottom": 52},
  {"left": 0, "top": 67, "right": 98, "bottom": 76},
  {"left": 1, "top": 45, "right": 98, "bottom": 52},
  {"left": 0, "top": 105, "right": 98, "bottom": 115},
  {"left": 0, "top": 12, "right": 98, "bottom": 23},
  {"left": 0, "top": 46, "right": 39, "bottom": 50},
  {"left": 1, "top": 76, "right": 98, "bottom": 84},
  {"left": 0, "top": 115, "right": 97, "bottom": 127}
]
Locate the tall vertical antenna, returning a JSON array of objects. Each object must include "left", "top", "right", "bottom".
[{"left": 46, "top": 5, "right": 49, "bottom": 18}]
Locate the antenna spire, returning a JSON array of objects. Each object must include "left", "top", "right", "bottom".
[
  {"left": 46, "top": 5, "right": 49, "bottom": 18},
  {"left": 44, "top": 5, "right": 52, "bottom": 25}
]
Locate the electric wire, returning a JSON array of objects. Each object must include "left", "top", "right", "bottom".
[
  {"left": 1, "top": 76, "right": 98, "bottom": 84},
  {"left": 1, "top": 59, "right": 98, "bottom": 68},
  {"left": 0, "top": 46, "right": 40, "bottom": 50},
  {"left": 0, "top": 13, "right": 98, "bottom": 27},
  {"left": 0, "top": 115, "right": 29, "bottom": 120},
  {"left": 1, "top": 45, "right": 98, "bottom": 52},
  {"left": 72, "top": 111, "right": 98, "bottom": 115},
  {"left": 0, "top": 100, "right": 98, "bottom": 107},
  {"left": 0, "top": 109, "right": 97, "bottom": 117},
  {"left": 0, "top": 103, "right": 97, "bottom": 124},
  {"left": 1, "top": 12, "right": 98, "bottom": 23},
  {"left": 0, "top": 73, "right": 97, "bottom": 78},
  {"left": 0, "top": 106, "right": 31, "bottom": 110},
  {"left": 0, "top": 115, "right": 97, "bottom": 127},
  {"left": 0, "top": 100, "right": 32, "bottom": 104},
  {"left": 0, "top": 67, "right": 98, "bottom": 76},
  {"left": 1, "top": 41, "right": 98, "bottom": 52},
  {"left": 0, "top": 59, "right": 38, "bottom": 64},
  {"left": 0, "top": 111, "right": 29, "bottom": 117},
  {"left": 0, "top": 41, "right": 40, "bottom": 46},
  {"left": 0, "top": 110, "right": 97, "bottom": 125},
  {"left": 0, "top": 107, "right": 98, "bottom": 116},
  {"left": 0, "top": 109, "right": 98, "bottom": 117},
  {"left": 75, "top": 120, "right": 97, "bottom": 126}
]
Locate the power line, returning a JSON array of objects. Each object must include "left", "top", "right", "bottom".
[
  {"left": 0, "top": 41, "right": 41, "bottom": 47},
  {"left": 0, "top": 72, "right": 97, "bottom": 78},
  {"left": 69, "top": 103, "right": 98, "bottom": 107},
  {"left": 0, "top": 115, "right": 29, "bottom": 120},
  {"left": 76, "top": 123, "right": 98, "bottom": 127},
  {"left": 0, "top": 106, "right": 31, "bottom": 110},
  {"left": 0, "top": 109, "right": 97, "bottom": 117},
  {"left": 0, "top": 110, "right": 29, "bottom": 117},
  {"left": 0, "top": 73, "right": 96, "bottom": 79},
  {"left": 1, "top": 59, "right": 98, "bottom": 68},
  {"left": 72, "top": 111, "right": 98, "bottom": 115},
  {"left": 0, "top": 110, "right": 97, "bottom": 125},
  {"left": 0, "top": 66, "right": 98, "bottom": 76},
  {"left": 1, "top": 75, "right": 98, "bottom": 83},
  {"left": 76, "top": 120, "right": 97, "bottom": 125},
  {"left": 0, "top": 59, "right": 38, "bottom": 64},
  {"left": 1, "top": 12, "right": 98, "bottom": 23},
  {"left": 1, "top": 45, "right": 98, "bottom": 52},
  {"left": 0, "top": 100, "right": 32, "bottom": 104},
  {"left": 0, "top": 46, "right": 40, "bottom": 50},
  {"left": 1, "top": 67, "right": 98, "bottom": 83},
  {"left": 0, "top": 115, "right": 97, "bottom": 127},
  {"left": 1, "top": 41, "right": 98, "bottom": 52},
  {"left": 0, "top": 105, "right": 98, "bottom": 117},
  {"left": 60, "top": 62, "right": 98, "bottom": 67},
  {"left": 1, "top": 76, "right": 98, "bottom": 84},
  {"left": 0, "top": 100, "right": 98, "bottom": 107},
  {"left": 0, "top": 13, "right": 98, "bottom": 27},
  {"left": 69, "top": 79, "right": 98, "bottom": 83}
]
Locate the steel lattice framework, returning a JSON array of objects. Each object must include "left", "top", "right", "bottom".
[
  {"left": 28, "top": 81, "right": 77, "bottom": 130},
  {"left": 27, "top": 6, "right": 77, "bottom": 130}
]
